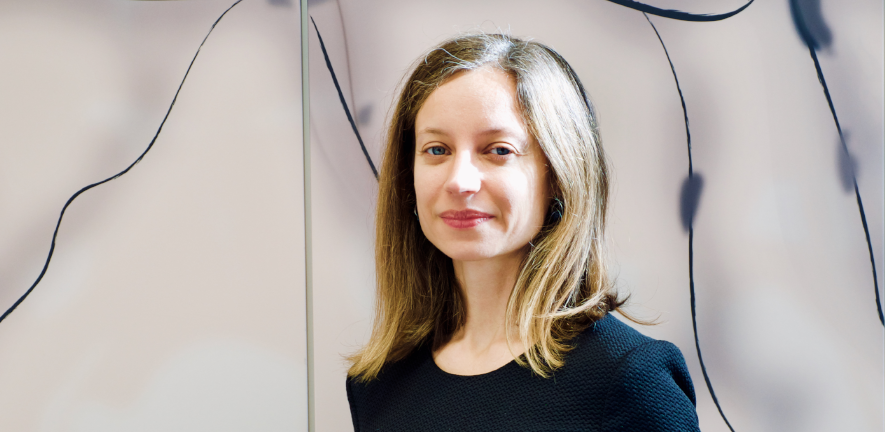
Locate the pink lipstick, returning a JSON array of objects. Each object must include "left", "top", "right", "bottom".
[{"left": 439, "top": 209, "right": 493, "bottom": 229}]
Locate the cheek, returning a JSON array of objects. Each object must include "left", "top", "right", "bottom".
[
  {"left": 518, "top": 169, "right": 551, "bottom": 231},
  {"left": 525, "top": 183, "right": 550, "bottom": 226},
  {"left": 498, "top": 171, "right": 548, "bottom": 229},
  {"left": 530, "top": 157, "right": 552, "bottom": 221},
  {"left": 413, "top": 164, "right": 440, "bottom": 212}
]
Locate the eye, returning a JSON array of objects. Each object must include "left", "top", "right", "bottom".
[
  {"left": 491, "top": 147, "right": 512, "bottom": 156},
  {"left": 426, "top": 146, "right": 447, "bottom": 156}
]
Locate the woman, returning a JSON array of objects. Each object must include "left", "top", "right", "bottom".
[{"left": 346, "top": 33, "right": 699, "bottom": 431}]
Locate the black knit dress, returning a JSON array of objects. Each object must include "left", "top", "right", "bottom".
[{"left": 346, "top": 313, "right": 700, "bottom": 431}]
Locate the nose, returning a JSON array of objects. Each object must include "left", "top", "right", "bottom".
[{"left": 444, "top": 151, "right": 481, "bottom": 195}]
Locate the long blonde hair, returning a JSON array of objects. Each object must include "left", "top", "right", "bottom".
[{"left": 348, "top": 33, "right": 626, "bottom": 381}]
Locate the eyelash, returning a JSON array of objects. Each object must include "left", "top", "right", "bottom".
[{"left": 423, "top": 146, "right": 515, "bottom": 157}]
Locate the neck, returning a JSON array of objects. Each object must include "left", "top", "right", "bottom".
[{"left": 450, "top": 248, "right": 526, "bottom": 353}]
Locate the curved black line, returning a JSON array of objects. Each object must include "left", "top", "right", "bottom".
[
  {"left": 644, "top": 13, "right": 736, "bottom": 431},
  {"left": 806, "top": 47, "right": 884, "bottom": 326},
  {"left": 610, "top": 0, "right": 755, "bottom": 22},
  {"left": 310, "top": 16, "right": 378, "bottom": 179},
  {"left": 0, "top": 0, "right": 245, "bottom": 325}
]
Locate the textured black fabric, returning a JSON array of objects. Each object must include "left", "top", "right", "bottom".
[{"left": 346, "top": 314, "right": 699, "bottom": 431}]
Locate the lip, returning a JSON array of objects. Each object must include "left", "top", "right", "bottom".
[{"left": 439, "top": 209, "right": 494, "bottom": 229}]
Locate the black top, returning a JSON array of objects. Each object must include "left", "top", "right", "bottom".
[{"left": 346, "top": 314, "right": 700, "bottom": 431}]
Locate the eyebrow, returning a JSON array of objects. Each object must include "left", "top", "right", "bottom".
[
  {"left": 415, "top": 127, "right": 450, "bottom": 136},
  {"left": 416, "top": 127, "right": 525, "bottom": 138}
]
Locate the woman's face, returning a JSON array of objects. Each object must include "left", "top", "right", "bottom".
[{"left": 413, "top": 67, "right": 550, "bottom": 263}]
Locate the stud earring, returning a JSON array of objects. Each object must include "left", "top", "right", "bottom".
[{"left": 414, "top": 206, "right": 419, "bottom": 221}]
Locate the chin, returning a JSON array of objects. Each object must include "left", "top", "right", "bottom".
[
  {"left": 432, "top": 239, "right": 515, "bottom": 263},
  {"left": 438, "top": 248, "right": 489, "bottom": 262}
]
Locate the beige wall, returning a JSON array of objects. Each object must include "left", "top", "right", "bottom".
[
  {"left": 307, "top": 0, "right": 884, "bottom": 431},
  {"left": 0, "top": 0, "right": 307, "bottom": 430},
  {"left": 1, "top": 0, "right": 882, "bottom": 431}
]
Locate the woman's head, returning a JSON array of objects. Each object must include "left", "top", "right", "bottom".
[
  {"left": 351, "top": 33, "right": 622, "bottom": 380},
  {"left": 413, "top": 65, "right": 550, "bottom": 265}
]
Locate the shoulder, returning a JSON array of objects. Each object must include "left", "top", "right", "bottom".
[
  {"left": 346, "top": 344, "right": 430, "bottom": 428},
  {"left": 570, "top": 314, "right": 699, "bottom": 431},
  {"left": 571, "top": 312, "right": 657, "bottom": 359}
]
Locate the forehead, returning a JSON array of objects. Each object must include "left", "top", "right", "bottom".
[{"left": 415, "top": 67, "right": 528, "bottom": 139}]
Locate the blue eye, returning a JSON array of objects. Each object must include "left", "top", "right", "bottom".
[
  {"left": 428, "top": 147, "right": 446, "bottom": 156},
  {"left": 492, "top": 147, "right": 512, "bottom": 156}
]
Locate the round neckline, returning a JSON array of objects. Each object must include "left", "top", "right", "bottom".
[
  {"left": 425, "top": 313, "right": 612, "bottom": 378},
  {"left": 428, "top": 348, "right": 523, "bottom": 378}
]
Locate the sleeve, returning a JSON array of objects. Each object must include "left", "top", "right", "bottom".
[
  {"left": 345, "top": 377, "right": 361, "bottom": 432},
  {"left": 601, "top": 340, "right": 700, "bottom": 432}
]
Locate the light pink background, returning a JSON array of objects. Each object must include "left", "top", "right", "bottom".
[
  {"left": 307, "top": 0, "right": 883, "bottom": 431},
  {"left": 1, "top": 0, "right": 307, "bottom": 430},
  {"left": 0, "top": 0, "right": 881, "bottom": 431}
]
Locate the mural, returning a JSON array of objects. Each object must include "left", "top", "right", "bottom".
[
  {"left": 0, "top": 0, "right": 306, "bottom": 430},
  {"left": 1, "top": 0, "right": 881, "bottom": 430},
  {"left": 307, "top": 0, "right": 882, "bottom": 431}
]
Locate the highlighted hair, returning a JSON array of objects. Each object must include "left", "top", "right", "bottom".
[{"left": 348, "top": 34, "right": 629, "bottom": 381}]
